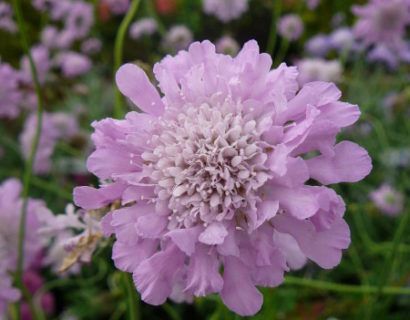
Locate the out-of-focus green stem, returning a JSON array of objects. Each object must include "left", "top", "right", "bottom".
[
  {"left": 284, "top": 276, "right": 410, "bottom": 295},
  {"left": 274, "top": 38, "right": 290, "bottom": 67},
  {"left": 266, "top": 0, "right": 282, "bottom": 56},
  {"left": 113, "top": 0, "right": 141, "bottom": 118},
  {"left": 146, "top": 0, "right": 166, "bottom": 36},
  {"left": 11, "top": 0, "right": 44, "bottom": 319},
  {"left": 123, "top": 273, "right": 139, "bottom": 320}
]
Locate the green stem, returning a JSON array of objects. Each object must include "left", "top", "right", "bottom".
[
  {"left": 284, "top": 276, "right": 410, "bottom": 295},
  {"left": 113, "top": 0, "right": 141, "bottom": 118},
  {"left": 123, "top": 273, "right": 139, "bottom": 320},
  {"left": 145, "top": 0, "right": 166, "bottom": 36},
  {"left": 162, "top": 303, "right": 181, "bottom": 320},
  {"left": 273, "top": 38, "right": 290, "bottom": 67},
  {"left": 11, "top": 0, "right": 44, "bottom": 319},
  {"left": 266, "top": 0, "right": 282, "bottom": 56}
]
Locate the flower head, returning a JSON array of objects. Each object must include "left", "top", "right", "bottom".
[
  {"left": 305, "top": 34, "right": 331, "bottom": 57},
  {"left": 296, "top": 58, "right": 342, "bottom": 86},
  {"left": 278, "top": 14, "right": 304, "bottom": 41},
  {"left": 0, "top": 178, "right": 45, "bottom": 273},
  {"left": 162, "top": 25, "right": 193, "bottom": 53},
  {"left": 55, "top": 51, "right": 92, "bottom": 78},
  {"left": 352, "top": 0, "right": 410, "bottom": 47},
  {"left": 203, "top": 0, "right": 248, "bottom": 23},
  {"left": 0, "top": 60, "right": 21, "bottom": 119},
  {"left": 370, "top": 184, "right": 404, "bottom": 216},
  {"left": 130, "top": 18, "right": 158, "bottom": 40},
  {"left": 103, "top": 0, "right": 130, "bottom": 15},
  {"left": 75, "top": 40, "right": 371, "bottom": 316},
  {"left": 0, "top": 2, "right": 17, "bottom": 33},
  {"left": 216, "top": 36, "right": 240, "bottom": 56}
]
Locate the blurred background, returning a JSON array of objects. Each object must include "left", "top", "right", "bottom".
[{"left": 0, "top": 0, "right": 409, "bottom": 319}]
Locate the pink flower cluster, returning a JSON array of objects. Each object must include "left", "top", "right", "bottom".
[
  {"left": 203, "top": 0, "right": 248, "bottom": 23},
  {"left": 74, "top": 40, "right": 372, "bottom": 316}
]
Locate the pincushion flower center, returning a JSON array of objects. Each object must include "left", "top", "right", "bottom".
[{"left": 142, "top": 103, "right": 270, "bottom": 229}]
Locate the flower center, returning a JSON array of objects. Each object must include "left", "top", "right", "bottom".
[{"left": 142, "top": 103, "right": 270, "bottom": 229}]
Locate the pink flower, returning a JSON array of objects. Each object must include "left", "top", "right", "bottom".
[
  {"left": 64, "top": 1, "right": 94, "bottom": 40},
  {"left": 162, "top": 25, "right": 193, "bottom": 53},
  {"left": 370, "top": 184, "right": 404, "bottom": 216},
  {"left": 0, "top": 265, "right": 21, "bottom": 315},
  {"left": 104, "top": 0, "right": 130, "bottom": 15},
  {"left": 203, "top": 0, "right": 248, "bottom": 23},
  {"left": 352, "top": 0, "right": 410, "bottom": 47},
  {"left": 278, "top": 14, "right": 304, "bottom": 41},
  {"left": 0, "top": 2, "right": 17, "bottom": 33},
  {"left": 74, "top": 40, "right": 371, "bottom": 316},
  {"left": 215, "top": 36, "right": 240, "bottom": 56},
  {"left": 0, "top": 60, "right": 21, "bottom": 119},
  {"left": 55, "top": 52, "right": 92, "bottom": 78},
  {"left": 20, "top": 45, "right": 51, "bottom": 85},
  {"left": 81, "top": 38, "right": 102, "bottom": 55},
  {"left": 296, "top": 58, "right": 342, "bottom": 86},
  {"left": 19, "top": 112, "right": 78, "bottom": 174},
  {"left": 130, "top": 18, "right": 158, "bottom": 40}
]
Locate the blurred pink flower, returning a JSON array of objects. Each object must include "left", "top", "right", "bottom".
[
  {"left": 203, "top": 0, "right": 248, "bottom": 22},
  {"left": 0, "top": 60, "right": 21, "bottom": 119},
  {"left": 20, "top": 112, "right": 78, "bottom": 174},
  {"left": 370, "top": 184, "right": 404, "bottom": 216},
  {"left": 20, "top": 45, "right": 51, "bottom": 85},
  {"left": 104, "top": 0, "right": 130, "bottom": 15},
  {"left": 74, "top": 40, "right": 371, "bottom": 316},
  {"left": 216, "top": 35, "right": 240, "bottom": 56},
  {"left": 0, "top": 265, "right": 21, "bottom": 315},
  {"left": 129, "top": 18, "right": 158, "bottom": 40},
  {"left": 297, "top": 58, "right": 342, "bottom": 86},
  {"left": 64, "top": 1, "right": 94, "bottom": 40},
  {"left": 278, "top": 14, "right": 304, "bottom": 41},
  {"left": 305, "top": 34, "right": 331, "bottom": 57},
  {"left": 55, "top": 51, "right": 92, "bottom": 78},
  {"left": 81, "top": 38, "right": 102, "bottom": 55},
  {"left": 162, "top": 25, "right": 193, "bottom": 52},
  {"left": 0, "top": 2, "right": 17, "bottom": 33},
  {"left": 352, "top": 0, "right": 410, "bottom": 47}
]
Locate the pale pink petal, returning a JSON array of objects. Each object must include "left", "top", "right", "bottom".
[{"left": 116, "top": 63, "right": 164, "bottom": 116}]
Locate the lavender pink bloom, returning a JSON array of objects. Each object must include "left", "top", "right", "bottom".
[
  {"left": 20, "top": 45, "right": 51, "bottom": 86},
  {"left": 162, "top": 25, "right": 193, "bottom": 53},
  {"left": 278, "top": 14, "right": 304, "bottom": 41},
  {"left": 297, "top": 58, "right": 342, "bottom": 86},
  {"left": 203, "top": 0, "right": 248, "bottom": 23},
  {"left": 64, "top": 1, "right": 94, "bottom": 40},
  {"left": 0, "top": 60, "right": 21, "bottom": 119},
  {"left": 81, "top": 38, "right": 102, "bottom": 55},
  {"left": 305, "top": 34, "right": 331, "bottom": 57},
  {"left": 129, "top": 18, "right": 158, "bottom": 40},
  {"left": 74, "top": 40, "right": 371, "bottom": 316},
  {"left": 215, "top": 36, "right": 240, "bottom": 56},
  {"left": 20, "top": 112, "right": 78, "bottom": 174},
  {"left": 55, "top": 51, "right": 92, "bottom": 78},
  {"left": 0, "top": 179, "right": 46, "bottom": 316},
  {"left": 370, "top": 184, "right": 404, "bottom": 216},
  {"left": 0, "top": 2, "right": 17, "bottom": 33},
  {"left": 352, "top": 0, "right": 410, "bottom": 47},
  {"left": 104, "top": 0, "right": 130, "bottom": 15}
]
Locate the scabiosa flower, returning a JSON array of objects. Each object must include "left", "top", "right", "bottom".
[
  {"left": 64, "top": 1, "right": 94, "bottom": 40},
  {"left": 306, "top": 0, "right": 319, "bottom": 10},
  {"left": 20, "top": 45, "right": 51, "bottom": 85},
  {"left": 0, "top": 264, "right": 20, "bottom": 315},
  {"left": 36, "top": 204, "right": 102, "bottom": 273},
  {"left": 81, "top": 38, "right": 102, "bottom": 55},
  {"left": 40, "top": 25, "right": 59, "bottom": 48},
  {"left": 162, "top": 25, "right": 193, "bottom": 53},
  {"left": 352, "top": 0, "right": 410, "bottom": 47},
  {"left": 0, "top": 60, "right": 21, "bottom": 119},
  {"left": 0, "top": 179, "right": 45, "bottom": 272},
  {"left": 278, "top": 14, "right": 304, "bottom": 41},
  {"left": 296, "top": 58, "right": 342, "bottom": 86},
  {"left": 74, "top": 40, "right": 371, "bottom": 316},
  {"left": 103, "top": 0, "right": 130, "bottom": 15},
  {"left": 20, "top": 112, "right": 78, "bottom": 174},
  {"left": 305, "top": 34, "right": 331, "bottom": 57},
  {"left": 129, "top": 18, "right": 158, "bottom": 40},
  {"left": 329, "top": 27, "right": 356, "bottom": 52},
  {"left": 55, "top": 52, "right": 92, "bottom": 78},
  {"left": 0, "top": 2, "right": 17, "bottom": 33},
  {"left": 203, "top": 0, "right": 248, "bottom": 23},
  {"left": 370, "top": 184, "right": 404, "bottom": 216},
  {"left": 216, "top": 36, "right": 240, "bottom": 56}
]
